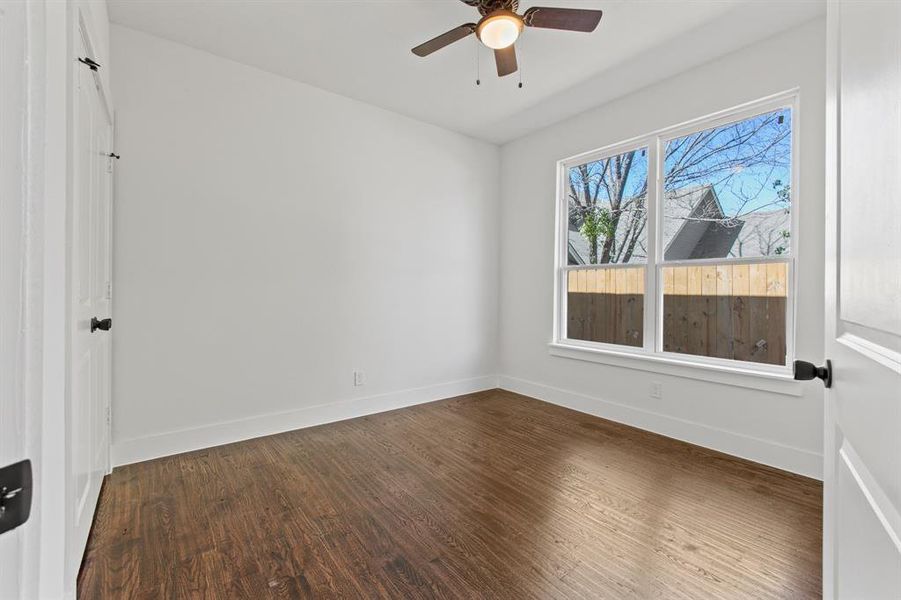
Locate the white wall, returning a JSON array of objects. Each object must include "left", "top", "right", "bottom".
[
  {"left": 497, "top": 19, "right": 826, "bottom": 478},
  {"left": 110, "top": 26, "right": 499, "bottom": 465}
]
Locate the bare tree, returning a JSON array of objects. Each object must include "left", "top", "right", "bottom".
[{"left": 568, "top": 111, "right": 791, "bottom": 264}]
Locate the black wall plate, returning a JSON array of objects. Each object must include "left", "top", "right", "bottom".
[{"left": 0, "top": 459, "right": 32, "bottom": 535}]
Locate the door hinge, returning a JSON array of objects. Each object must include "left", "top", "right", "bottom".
[
  {"left": 78, "top": 57, "right": 101, "bottom": 72},
  {"left": 106, "top": 405, "right": 111, "bottom": 427}
]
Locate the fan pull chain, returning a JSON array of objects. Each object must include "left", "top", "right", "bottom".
[
  {"left": 518, "top": 39, "right": 524, "bottom": 89},
  {"left": 475, "top": 38, "right": 481, "bottom": 86}
]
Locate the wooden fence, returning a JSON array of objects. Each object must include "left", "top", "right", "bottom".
[
  {"left": 567, "top": 267, "right": 645, "bottom": 348},
  {"left": 567, "top": 262, "right": 788, "bottom": 365}
]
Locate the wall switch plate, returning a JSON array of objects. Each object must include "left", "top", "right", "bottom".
[
  {"left": 650, "top": 382, "right": 663, "bottom": 399},
  {"left": 353, "top": 370, "right": 364, "bottom": 387}
]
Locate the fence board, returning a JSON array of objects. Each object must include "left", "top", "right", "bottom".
[
  {"left": 767, "top": 262, "right": 787, "bottom": 297},
  {"left": 750, "top": 263, "right": 768, "bottom": 296},
  {"left": 767, "top": 261, "right": 788, "bottom": 364},
  {"left": 663, "top": 267, "right": 674, "bottom": 295},
  {"left": 714, "top": 265, "right": 734, "bottom": 359},
  {"left": 748, "top": 263, "right": 769, "bottom": 362},
  {"left": 730, "top": 265, "right": 750, "bottom": 361},
  {"left": 662, "top": 267, "right": 675, "bottom": 352},
  {"left": 566, "top": 262, "right": 786, "bottom": 364},
  {"left": 767, "top": 297, "right": 787, "bottom": 364}
]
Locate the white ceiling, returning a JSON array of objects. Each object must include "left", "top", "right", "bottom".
[{"left": 107, "top": 0, "right": 825, "bottom": 144}]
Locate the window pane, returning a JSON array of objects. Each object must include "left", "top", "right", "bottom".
[
  {"left": 662, "top": 109, "right": 792, "bottom": 260},
  {"left": 567, "top": 147, "right": 649, "bottom": 265},
  {"left": 662, "top": 262, "right": 788, "bottom": 365},
  {"left": 567, "top": 266, "right": 644, "bottom": 347}
]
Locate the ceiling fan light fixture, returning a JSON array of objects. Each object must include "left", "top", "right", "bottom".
[{"left": 476, "top": 10, "right": 523, "bottom": 50}]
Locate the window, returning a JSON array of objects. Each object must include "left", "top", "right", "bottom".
[
  {"left": 556, "top": 95, "right": 796, "bottom": 371},
  {"left": 566, "top": 146, "right": 648, "bottom": 347}
]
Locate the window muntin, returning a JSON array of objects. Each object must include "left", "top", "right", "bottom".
[{"left": 557, "top": 97, "right": 796, "bottom": 370}]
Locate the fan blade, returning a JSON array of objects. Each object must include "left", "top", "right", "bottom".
[
  {"left": 494, "top": 45, "right": 518, "bottom": 77},
  {"left": 523, "top": 7, "right": 603, "bottom": 32},
  {"left": 412, "top": 24, "right": 476, "bottom": 57}
]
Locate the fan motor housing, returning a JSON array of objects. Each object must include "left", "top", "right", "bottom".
[{"left": 463, "top": 0, "right": 519, "bottom": 17}]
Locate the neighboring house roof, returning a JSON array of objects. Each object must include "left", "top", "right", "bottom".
[
  {"left": 567, "top": 240, "right": 586, "bottom": 265},
  {"left": 730, "top": 208, "right": 791, "bottom": 258},
  {"left": 662, "top": 185, "right": 738, "bottom": 260},
  {"left": 568, "top": 184, "right": 790, "bottom": 264}
]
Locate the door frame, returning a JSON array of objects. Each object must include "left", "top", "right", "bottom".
[{"left": 0, "top": 0, "right": 36, "bottom": 597}]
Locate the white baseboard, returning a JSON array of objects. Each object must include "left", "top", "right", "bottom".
[
  {"left": 498, "top": 374, "right": 823, "bottom": 480},
  {"left": 111, "top": 375, "right": 499, "bottom": 467},
  {"left": 112, "top": 373, "right": 822, "bottom": 480}
]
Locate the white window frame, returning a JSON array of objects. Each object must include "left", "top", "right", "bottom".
[{"left": 551, "top": 90, "right": 801, "bottom": 395}]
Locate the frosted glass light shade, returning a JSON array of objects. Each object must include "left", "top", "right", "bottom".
[{"left": 477, "top": 13, "right": 522, "bottom": 50}]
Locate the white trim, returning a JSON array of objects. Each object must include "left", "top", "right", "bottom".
[
  {"left": 111, "top": 376, "right": 499, "bottom": 467},
  {"left": 498, "top": 374, "right": 821, "bottom": 479},
  {"left": 657, "top": 255, "right": 791, "bottom": 268},
  {"left": 564, "top": 262, "right": 644, "bottom": 271},
  {"left": 548, "top": 342, "right": 801, "bottom": 396},
  {"left": 38, "top": 1, "right": 72, "bottom": 598},
  {"left": 838, "top": 332, "right": 901, "bottom": 375},
  {"left": 558, "top": 90, "right": 799, "bottom": 172},
  {"left": 555, "top": 91, "right": 800, "bottom": 374},
  {"left": 645, "top": 139, "right": 659, "bottom": 355},
  {"left": 655, "top": 90, "right": 798, "bottom": 145}
]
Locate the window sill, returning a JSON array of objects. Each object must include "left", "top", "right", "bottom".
[{"left": 548, "top": 342, "right": 803, "bottom": 397}]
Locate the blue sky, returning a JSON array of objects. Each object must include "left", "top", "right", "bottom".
[
  {"left": 569, "top": 108, "right": 792, "bottom": 219},
  {"left": 663, "top": 108, "right": 792, "bottom": 217}
]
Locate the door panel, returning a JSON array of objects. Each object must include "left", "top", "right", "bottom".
[
  {"left": 69, "top": 22, "right": 113, "bottom": 583},
  {"left": 838, "top": 1, "right": 901, "bottom": 340},
  {"left": 825, "top": 2, "right": 901, "bottom": 598},
  {"left": 836, "top": 441, "right": 901, "bottom": 599}
]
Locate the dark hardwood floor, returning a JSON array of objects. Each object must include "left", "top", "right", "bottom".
[{"left": 78, "top": 389, "right": 822, "bottom": 599}]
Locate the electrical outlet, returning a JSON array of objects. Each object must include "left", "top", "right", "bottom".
[
  {"left": 353, "top": 370, "right": 364, "bottom": 387},
  {"left": 650, "top": 382, "right": 663, "bottom": 399}
]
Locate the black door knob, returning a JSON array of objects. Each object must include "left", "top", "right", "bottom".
[
  {"left": 793, "top": 359, "right": 832, "bottom": 388},
  {"left": 91, "top": 317, "right": 112, "bottom": 333}
]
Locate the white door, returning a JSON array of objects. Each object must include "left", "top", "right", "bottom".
[
  {"left": 0, "top": 0, "right": 29, "bottom": 596},
  {"left": 821, "top": 2, "right": 901, "bottom": 598},
  {"left": 69, "top": 25, "right": 113, "bottom": 582}
]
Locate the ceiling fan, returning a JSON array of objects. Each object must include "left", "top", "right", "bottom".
[{"left": 411, "top": 0, "right": 603, "bottom": 78}]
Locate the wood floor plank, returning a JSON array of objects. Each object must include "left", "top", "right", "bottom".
[{"left": 78, "top": 390, "right": 821, "bottom": 599}]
